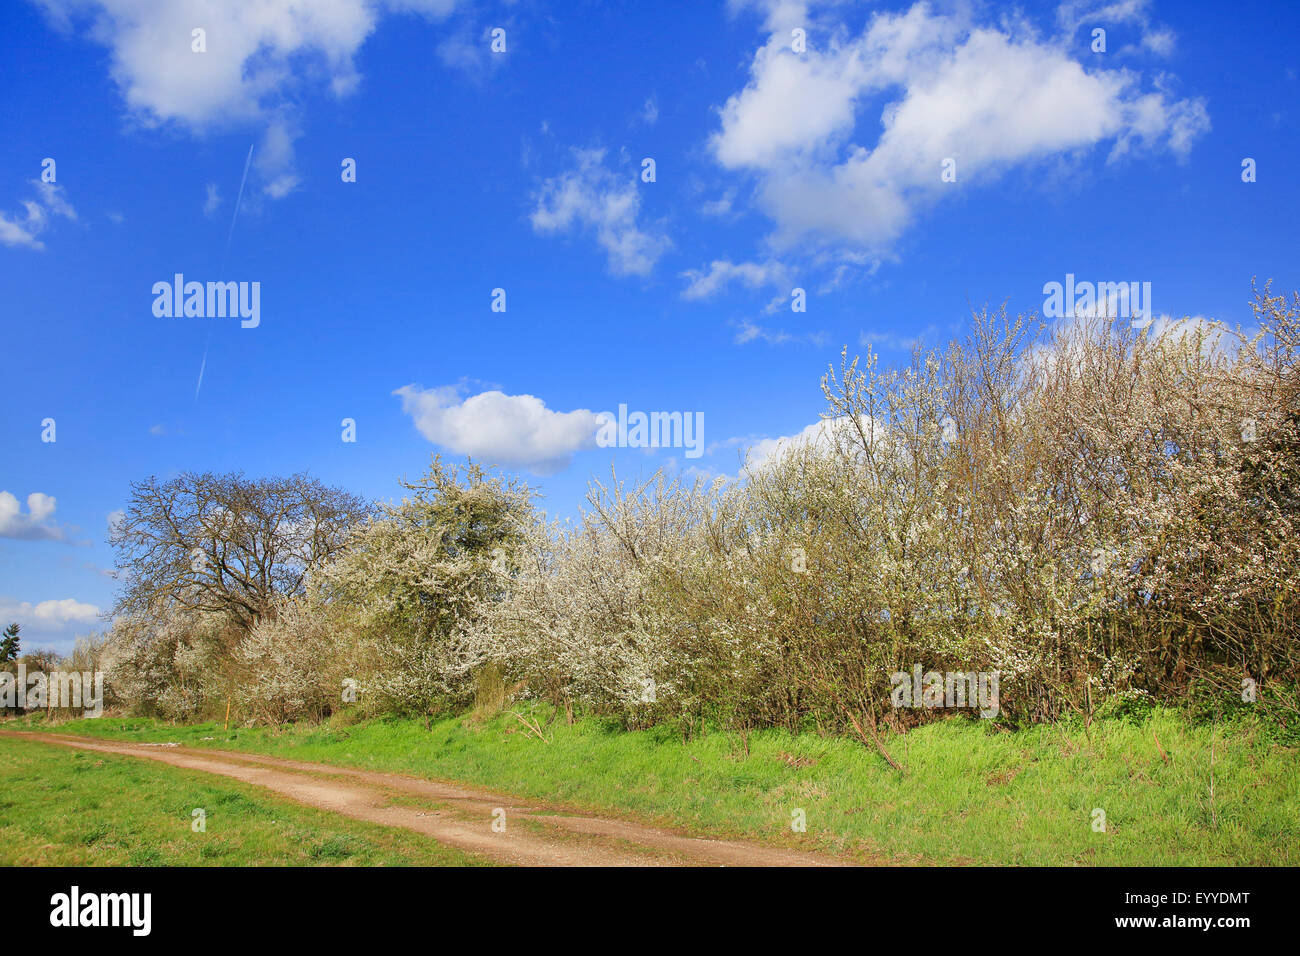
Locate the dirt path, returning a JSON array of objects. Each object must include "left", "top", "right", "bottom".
[{"left": 1, "top": 731, "right": 847, "bottom": 867}]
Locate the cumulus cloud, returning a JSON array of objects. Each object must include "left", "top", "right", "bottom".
[
  {"left": 1143, "top": 313, "right": 1239, "bottom": 360},
  {"left": 0, "top": 491, "right": 68, "bottom": 541},
  {"left": 739, "top": 414, "right": 884, "bottom": 471},
  {"left": 0, "top": 181, "right": 77, "bottom": 250},
  {"left": 712, "top": 0, "right": 1209, "bottom": 255},
  {"left": 35, "top": 0, "right": 464, "bottom": 198},
  {"left": 394, "top": 384, "right": 602, "bottom": 475},
  {"left": 0, "top": 596, "right": 101, "bottom": 631},
  {"left": 741, "top": 418, "right": 832, "bottom": 470},
  {"left": 530, "top": 148, "right": 670, "bottom": 277}
]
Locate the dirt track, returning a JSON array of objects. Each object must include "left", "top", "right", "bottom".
[{"left": 1, "top": 731, "right": 847, "bottom": 867}]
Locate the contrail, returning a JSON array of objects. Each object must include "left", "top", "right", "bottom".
[
  {"left": 195, "top": 352, "right": 206, "bottom": 400},
  {"left": 221, "top": 142, "right": 255, "bottom": 274},
  {"left": 196, "top": 142, "right": 254, "bottom": 401}
]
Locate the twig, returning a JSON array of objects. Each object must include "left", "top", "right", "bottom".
[
  {"left": 1153, "top": 729, "right": 1169, "bottom": 764},
  {"left": 844, "top": 707, "right": 905, "bottom": 773},
  {"left": 510, "top": 710, "right": 552, "bottom": 744}
]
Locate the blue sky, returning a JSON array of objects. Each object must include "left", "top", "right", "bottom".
[{"left": 2, "top": 0, "right": 1297, "bottom": 652}]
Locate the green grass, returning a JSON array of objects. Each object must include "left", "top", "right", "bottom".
[
  {"left": 11, "top": 706, "right": 1298, "bottom": 865},
  {"left": 0, "top": 735, "right": 485, "bottom": 866}
]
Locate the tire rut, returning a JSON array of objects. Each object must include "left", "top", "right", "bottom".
[{"left": 1, "top": 731, "right": 848, "bottom": 867}]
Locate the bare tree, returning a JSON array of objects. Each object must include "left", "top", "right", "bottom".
[{"left": 109, "top": 472, "right": 369, "bottom": 632}]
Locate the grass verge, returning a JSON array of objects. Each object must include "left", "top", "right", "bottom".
[{"left": 8, "top": 706, "right": 1297, "bottom": 865}]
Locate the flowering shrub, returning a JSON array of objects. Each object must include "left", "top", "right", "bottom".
[
  {"left": 104, "top": 286, "right": 1300, "bottom": 733},
  {"left": 237, "top": 591, "right": 345, "bottom": 725},
  {"left": 103, "top": 608, "right": 233, "bottom": 720}
]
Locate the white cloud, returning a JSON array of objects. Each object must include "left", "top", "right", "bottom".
[
  {"left": 530, "top": 147, "right": 670, "bottom": 277},
  {"left": 735, "top": 320, "right": 795, "bottom": 346},
  {"left": 1056, "top": 0, "right": 1176, "bottom": 57},
  {"left": 394, "top": 384, "right": 602, "bottom": 475},
  {"left": 1144, "top": 313, "right": 1238, "bottom": 360},
  {"left": 436, "top": 29, "right": 488, "bottom": 73},
  {"left": 0, "top": 181, "right": 77, "bottom": 250},
  {"left": 741, "top": 419, "right": 828, "bottom": 470},
  {"left": 860, "top": 326, "right": 934, "bottom": 352},
  {"left": 732, "top": 319, "right": 826, "bottom": 347},
  {"left": 203, "top": 181, "right": 221, "bottom": 217},
  {"left": 1141, "top": 28, "right": 1175, "bottom": 57},
  {"left": 36, "top": 0, "right": 464, "bottom": 198},
  {"left": 712, "top": 1, "right": 1209, "bottom": 254},
  {"left": 0, "top": 597, "right": 101, "bottom": 631},
  {"left": 255, "top": 119, "right": 302, "bottom": 199},
  {"left": 1026, "top": 310, "right": 1238, "bottom": 386},
  {"left": 681, "top": 258, "right": 789, "bottom": 300},
  {"left": 739, "top": 415, "right": 883, "bottom": 470},
  {"left": 0, "top": 491, "right": 68, "bottom": 541},
  {"left": 386, "top": 0, "right": 460, "bottom": 14}
]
